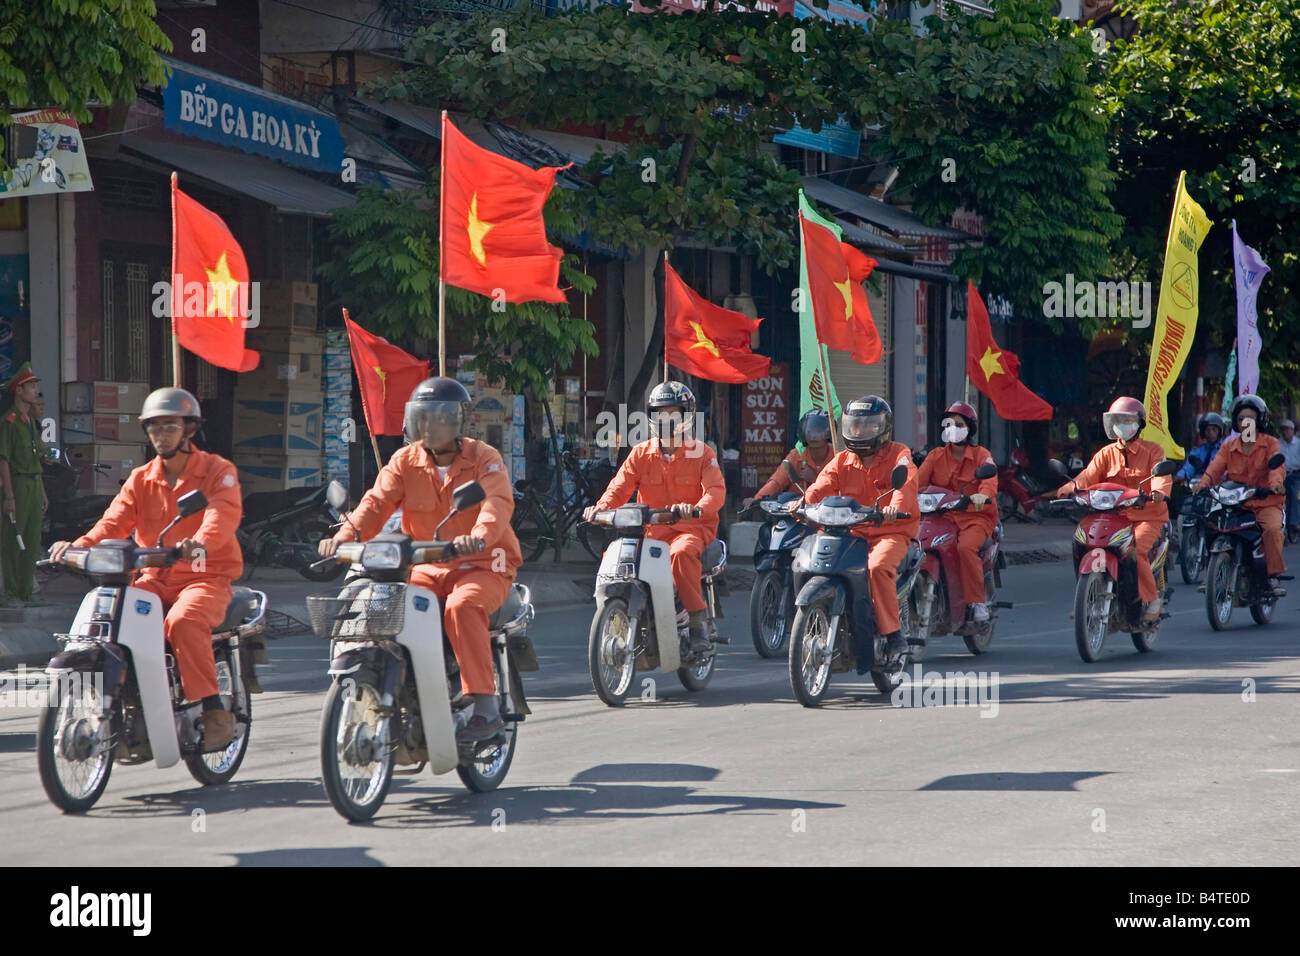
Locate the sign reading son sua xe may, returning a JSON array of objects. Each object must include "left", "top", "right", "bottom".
[{"left": 162, "top": 65, "right": 344, "bottom": 174}]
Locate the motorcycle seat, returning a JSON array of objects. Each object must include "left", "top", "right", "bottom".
[
  {"left": 488, "top": 584, "right": 525, "bottom": 630},
  {"left": 701, "top": 539, "right": 727, "bottom": 579},
  {"left": 212, "top": 587, "right": 262, "bottom": 636}
]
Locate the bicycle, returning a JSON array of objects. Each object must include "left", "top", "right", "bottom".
[{"left": 512, "top": 450, "right": 616, "bottom": 562}]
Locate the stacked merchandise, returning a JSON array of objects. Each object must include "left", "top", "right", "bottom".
[
  {"left": 321, "top": 328, "right": 351, "bottom": 487},
  {"left": 61, "top": 381, "right": 151, "bottom": 494},
  {"left": 231, "top": 281, "right": 324, "bottom": 494}
]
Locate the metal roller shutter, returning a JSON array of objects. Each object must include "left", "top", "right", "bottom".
[{"left": 827, "top": 279, "right": 891, "bottom": 405}]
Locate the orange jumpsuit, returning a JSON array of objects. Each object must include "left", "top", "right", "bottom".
[
  {"left": 1198, "top": 434, "right": 1287, "bottom": 575},
  {"left": 755, "top": 446, "right": 831, "bottom": 499},
  {"left": 341, "top": 438, "right": 521, "bottom": 696},
  {"left": 595, "top": 437, "right": 726, "bottom": 613},
  {"left": 804, "top": 443, "right": 919, "bottom": 634},
  {"left": 75, "top": 449, "right": 243, "bottom": 701},
  {"left": 917, "top": 444, "right": 999, "bottom": 606},
  {"left": 1069, "top": 438, "right": 1171, "bottom": 603}
]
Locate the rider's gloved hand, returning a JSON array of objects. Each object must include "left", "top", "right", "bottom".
[
  {"left": 969, "top": 493, "right": 989, "bottom": 511},
  {"left": 881, "top": 506, "right": 900, "bottom": 521}
]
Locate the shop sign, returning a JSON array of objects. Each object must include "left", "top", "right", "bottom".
[{"left": 0, "top": 110, "right": 94, "bottom": 198}]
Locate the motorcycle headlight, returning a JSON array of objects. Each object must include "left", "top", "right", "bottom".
[
  {"left": 1216, "top": 487, "right": 1248, "bottom": 506},
  {"left": 361, "top": 542, "right": 403, "bottom": 570},
  {"left": 614, "top": 508, "right": 645, "bottom": 529},
  {"left": 85, "top": 549, "right": 129, "bottom": 574},
  {"left": 1088, "top": 490, "right": 1122, "bottom": 510},
  {"left": 918, "top": 493, "right": 944, "bottom": 514}
]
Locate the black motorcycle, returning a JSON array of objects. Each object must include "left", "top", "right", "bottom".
[
  {"left": 239, "top": 481, "right": 347, "bottom": 582},
  {"left": 42, "top": 448, "right": 118, "bottom": 549},
  {"left": 747, "top": 490, "right": 811, "bottom": 658},
  {"left": 1201, "top": 453, "right": 1288, "bottom": 630},
  {"left": 786, "top": 464, "right": 922, "bottom": 704},
  {"left": 1177, "top": 478, "right": 1216, "bottom": 585}
]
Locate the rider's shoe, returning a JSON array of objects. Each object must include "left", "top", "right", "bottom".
[
  {"left": 201, "top": 708, "right": 235, "bottom": 752},
  {"left": 1141, "top": 598, "right": 1162, "bottom": 624},
  {"left": 1269, "top": 577, "right": 1287, "bottom": 597},
  {"left": 884, "top": 631, "right": 908, "bottom": 662},
  {"left": 688, "top": 621, "right": 711, "bottom": 655},
  {"left": 455, "top": 714, "right": 505, "bottom": 743},
  {"left": 970, "top": 602, "right": 991, "bottom": 623}
]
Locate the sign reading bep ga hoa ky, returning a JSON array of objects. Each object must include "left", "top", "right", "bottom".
[{"left": 162, "top": 62, "right": 344, "bottom": 174}]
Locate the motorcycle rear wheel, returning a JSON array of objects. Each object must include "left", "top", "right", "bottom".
[
  {"left": 1205, "top": 551, "right": 1235, "bottom": 631},
  {"left": 1250, "top": 595, "right": 1275, "bottom": 626},
  {"left": 1179, "top": 526, "right": 1204, "bottom": 585},
  {"left": 457, "top": 716, "right": 517, "bottom": 792},
  {"left": 320, "top": 678, "right": 395, "bottom": 822},
  {"left": 749, "top": 569, "right": 788, "bottom": 658},
  {"left": 186, "top": 658, "right": 251, "bottom": 785},
  {"left": 37, "top": 676, "right": 114, "bottom": 814},
  {"left": 677, "top": 654, "right": 715, "bottom": 692},
  {"left": 1074, "top": 571, "right": 1109, "bottom": 663}
]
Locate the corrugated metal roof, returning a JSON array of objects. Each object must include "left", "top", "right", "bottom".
[
  {"left": 802, "top": 176, "right": 970, "bottom": 240},
  {"left": 835, "top": 218, "right": 908, "bottom": 252}
]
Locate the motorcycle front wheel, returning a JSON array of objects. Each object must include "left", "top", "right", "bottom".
[
  {"left": 588, "top": 598, "right": 636, "bottom": 707},
  {"left": 37, "top": 674, "right": 115, "bottom": 813},
  {"left": 1074, "top": 571, "right": 1109, "bottom": 663},
  {"left": 1205, "top": 551, "right": 1235, "bottom": 631},
  {"left": 789, "top": 600, "right": 835, "bottom": 707},
  {"left": 319, "top": 678, "right": 395, "bottom": 822},
  {"left": 1179, "top": 525, "right": 1204, "bottom": 585},
  {"left": 749, "top": 569, "right": 788, "bottom": 658}
]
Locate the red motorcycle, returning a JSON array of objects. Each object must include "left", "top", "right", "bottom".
[
  {"left": 1054, "top": 459, "right": 1180, "bottom": 662},
  {"left": 999, "top": 441, "right": 1082, "bottom": 522},
  {"left": 909, "top": 462, "right": 1010, "bottom": 656}
]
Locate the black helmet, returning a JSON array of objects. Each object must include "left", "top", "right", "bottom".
[
  {"left": 404, "top": 376, "right": 472, "bottom": 445},
  {"left": 1197, "top": 411, "right": 1225, "bottom": 439},
  {"left": 1228, "top": 395, "right": 1269, "bottom": 432},
  {"left": 648, "top": 380, "right": 696, "bottom": 440},
  {"left": 841, "top": 395, "right": 893, "bottom": 455},
  {"left": 798, "top": 408, "right": 831, "bottom": 445}
]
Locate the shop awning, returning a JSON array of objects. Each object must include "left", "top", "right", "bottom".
[
  {"left": 870, "top": 255, "right": 957, "bottom": 283},
  {"left": 353, "top": 97, "right": 443, "bottom": 139},
  {"left": 121, "top": 137, "right": 356, "bottom": 216},
  {"left": 802, "top": 176, "right": 970, "bottom": 240},
  {"left": 835, "top": 218, "right": 907, "bottom": 253}
]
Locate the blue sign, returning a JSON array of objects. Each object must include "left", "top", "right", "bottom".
[
  {"left": 162, "top": 64, "right": 344, "bottom": 174},
  {"left": 135, "top": 600, "right": 152, "bottom": 616},
  {"left": 413, "top": 596, "right": 430, "bottom": 613}
]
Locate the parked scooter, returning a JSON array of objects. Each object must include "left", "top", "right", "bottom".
[
  {"left": 786, "top": 465, "right": 921, "bottom": 704},
  {"left": 35, "top": 489, "right": 268, "bottom": 813},
  {"left": 1055, "top": 458, "right": 1180, "bottom": 662},
  {"left": 585, "top": 504, "right": 727, "bottom": 705},
  {"left": 910, "top": 462, "right": 1010, "bottom": 657},
  {"left": 240, "top": 483, "right": 347, "bottom": 582},
  {"left": 1199, "top": 452, "right": 1288, "bottom": 631},
  {"left": 41, "top": 448, "right": 117, "bottom": 549},
  {"left": 308, "top": 481, "right": 538, "bottom": 821}
]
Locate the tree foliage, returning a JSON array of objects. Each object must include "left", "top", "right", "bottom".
[
  {"left": 0, "top": 0, "right": 171, "bottom": 127},
  {"left": 318, "top": 172, "right": 598, "bottom": 400}
]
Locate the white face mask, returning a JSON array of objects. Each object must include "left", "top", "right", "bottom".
[
  {"left": 942, "top": 424, "right": 969, "bottom": 445},
  {"left": 1114, "top": 422, "right": 1139, "bottom": 441}
]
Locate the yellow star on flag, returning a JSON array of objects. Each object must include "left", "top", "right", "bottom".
[
  {"left": 372, "top": 365, "right": 388, "bottom": 402},
  {"left": 687, "top": 321, "right": 720, "bottom": 357},
  {"left": 205, "top": 251, "right": 242, "bottom": 323},
  {"left": 834, "top": 277, "right": 853, "bottom": 319},
  {"left": 467, "top": 192, "right": 494, "bottom": 266},
  {"left": 979, "top": 346, "right": 1005, "bottom": 381}
]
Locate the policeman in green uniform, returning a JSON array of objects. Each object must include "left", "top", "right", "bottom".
[{"left": 0, "top": 363, "right": 48, "bottom": 603}]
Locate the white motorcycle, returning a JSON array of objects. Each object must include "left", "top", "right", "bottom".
[
  {"left": 585, "top": 504, "right": 728, "bottom": 706},
  {"left": 36, "top": 489, "right": 268, "bottom": 813},
  {"left": 308, "top": 481, "right": 538, "bottom": 822}
]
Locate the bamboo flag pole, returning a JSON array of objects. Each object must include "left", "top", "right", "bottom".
[
  {"left": 170, "top": 172, "right": 183, "bottom": 388},
  {"left": 662, "top": 250, "right": 670, "bottom": 383},
  {"left": 342, "top": 310, "right": 387, "bottom": 470},
  {"left": 438, "top": 111, "right": 448, "bottom": 378},
  {"left": 817, "top": 343, "right": 840, "bottom": 452}
]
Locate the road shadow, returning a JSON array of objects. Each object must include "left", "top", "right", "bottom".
[
  {"left": 0, "top": 731, "right": 34, "bottom": 753},
  {"left": 919, "top": 771, "right": 1112, "bottom": 792},
  {"left": 230, "top": 846, "right": 383, "bottom": 866},
  {"left": 102, "top": 778, "right": 329, "bottom": 817}
]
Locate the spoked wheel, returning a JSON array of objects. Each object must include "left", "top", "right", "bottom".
[
  {"left": 1074, "top": 571, "right": 1110, "bottom": 663},
  {"left": 1205, "top": 551, "right": 1236, "bottom": 631},
  {"left": 457, "top": 676, "right": 518, "bottom": 792},
  {"left": 512, "top": 496, "right": 549, "bottom": 564},
  {"left": 1250, "top": 594, "right": 1276, "bottom": 626},
  {"left": 749, "top": 570, "right": 789, "bottom": 658},
  {"left": 907, "top": 571, "right": 935, "bottom": 664},
  {"left": 320, "top": 678, "right": 395, "bottom": 822},
  {"left": 577, "top": 522, "right": 613, "bottom": 562},
  {"left": 678, "top": 651, "right": 715, "bottom": 692},
  {"left": 37, "top": 673, "right": 115, "bottom": 813},
  {"left": 588, "top": 598, "right": 636, "bottom": 707},
  {"left": 871, "top": 596, "right": 908, "bottom": 694},
  {"left": 186, "top": 657, "right": 252, "bottom": 785},
  {"left": 1179, "top": 526, "right": 1204, "bottom": 585},
  {"left": 964, "top": 572, "right": 997, "bottom": 655},
  {"left": 789, "top": 601, "right": 834, "bottom": 707}
]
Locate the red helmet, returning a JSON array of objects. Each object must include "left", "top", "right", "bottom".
[
  {"left": 943, "top": 400, "right": 978, "bottom": 439},
  {"left": 1103, "top": 396, "right": 1146, "bottom": 440}
]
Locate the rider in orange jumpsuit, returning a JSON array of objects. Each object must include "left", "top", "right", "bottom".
[{"left": 745, "top": 408, "right": 833, "bottom": 506}]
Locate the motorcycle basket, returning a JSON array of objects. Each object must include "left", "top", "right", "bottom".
[{"left": 306, "top": 593, "right": 405, "bottom": 640}]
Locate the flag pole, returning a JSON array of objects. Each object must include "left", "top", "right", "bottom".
[
  {"left": 169, "top": 171, "right": 182, "bottom": 388},
  {"left": 817, "top": 343, "right": 840, "bottom": 452},
  {"left": 438, "top": 111, "right": 448, "bottom": 378},
  {"left": 662, "top": 250, "right": 669, "bottom": 384}
]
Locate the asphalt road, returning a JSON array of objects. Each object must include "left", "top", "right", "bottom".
[{"left": 1, "top": 561, "right": 1297, "bottom": 865}]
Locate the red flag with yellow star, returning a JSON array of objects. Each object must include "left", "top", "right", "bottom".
[
  {"left": 664, "top": 261, "right": 770, "bottom": 384},
  {"left": 170, "top": 172, "right": 259, "bottom": 372},
  {"left": 439, "top": 114, "right": 567, "bottom": 304},
  {"left": 798, "top": 203, "right": 882, "bottom": 365},
  {"left": 343, "top": 310, "right": 430, "bottom": 436},
  {"left": 966, "top": 280, "right": 1052, "bottom": 420}
]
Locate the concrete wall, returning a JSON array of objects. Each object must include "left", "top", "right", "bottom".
[{"left": 26, "top": 195, "right": 62, "bottom": 426}]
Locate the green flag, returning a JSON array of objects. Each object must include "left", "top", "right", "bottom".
[{"left": 797, "top": 190, "right": 843, "bottom": 421}]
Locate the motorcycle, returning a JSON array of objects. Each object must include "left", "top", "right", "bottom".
[
  {"left": 1177, "top": 478, "right": 1216, "bottom": 585},
  {"left": 786, "top": 464, "right": 922, "bottom": 704},
  {"left": 240, "top": 482, "right": 347, "bottom": 582},
  {"left": 585, "top": 504, "right": 727, "bottom": 706},
  {"left": 35, "top": 489, "right": 268, "bottom": 813},
  {"left": 1200, "top": 452, "right": 1288, "bottom": 631},
  {"left": 42, "top": 448, "right": 117, "bottom": 549},
  {"left": 307, "top": 481, "right": 537, "bottom": 821},
  {"left": 910, "top": 462, "right": 1011, "bottom": 657},
  {"left": 1056, "top": 458, "right": 1180, "bottom": 662},
  {"left": 999, "top": 441, "right": 1080, "bottom": 523}
]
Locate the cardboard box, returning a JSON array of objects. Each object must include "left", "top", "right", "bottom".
[
  {"left": 322, "top": 328, "right": 347, "bottom": 349},
  {"left": 239, "top": 348, "right": 323, "bottom": 394},
  {"left": 92, "top": 381, "right": 150, "bottom": 414},
  {"left": 323, "top": 350, "right": 351, "bottom": 371},
  {"left": 237, "top": 454, "right": 322, "bottom": 495},
  {"left": 232, "top": 388, "right": 324, "bottom": 455},
  {"left": 323, "top": 367, "right": 351, "bottom": 389},
  {"left": 69, "top": 442, "right": 147, "bottom": 494},
  {"left": 324, "top": 434, "right": 348, "bottom": 455},
  {"left": 92, "top": 413, "right": 136, "bottom": 442},
  {"left": 251, "top": 280, "right": 318, "bottom": 333},
  {"left": 61, "top": 414, "right": 94, "bottom": 445},
  {"left": 63, "top": 382, "right": 93, "bottom": 414},
  {"left": 247, "top": 328, "right": 322, "bottom": 355}
]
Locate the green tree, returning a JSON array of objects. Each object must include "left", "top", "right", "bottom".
[{"left": 0, "top": 1, "right": 171, "bottom": 128}]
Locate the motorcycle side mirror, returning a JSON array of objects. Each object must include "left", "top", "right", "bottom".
[
  {"left": 325, "top": 480, "right": 348, "bottom": 510},
  {"left": 1268, "top": 453, "right": 1285, "bottom": 470},
  {"left": 176, "top": 490, "right": 208, "bottom": 519},
  {"left": 1151, "top": 460, "right": 1179, "bottom": 477},
  {"left": 974, "top": 463, "right": 997, "bottom": 480},
  {"left": 782, "top": 459, "right": 806, "bottom": 494},
  {"left": 452, "top": 480, "right": 486, "bottom": 512},
  {"left": 890, "top": 464, "right": 908, "bottom": 489},
  {"left": 1047, "top": 458, "right": 1069, "bottom": 477}
]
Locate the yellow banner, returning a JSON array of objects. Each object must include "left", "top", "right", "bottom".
[{"left": 1141, "top": 171, "right": 1212, "bottom": 459}]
